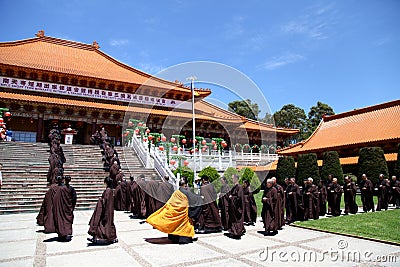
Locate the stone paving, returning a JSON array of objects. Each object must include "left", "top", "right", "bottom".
[{"left": 0, "top": 211, "right": 399, "bottom": 267}]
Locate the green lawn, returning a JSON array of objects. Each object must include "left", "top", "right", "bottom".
[{"left": 294, "top": 209, "right": 400, "bottom": 244}]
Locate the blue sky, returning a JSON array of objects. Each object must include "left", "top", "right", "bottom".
[{"left": 0, "top": 0, "right": 399, "bottom": 117}]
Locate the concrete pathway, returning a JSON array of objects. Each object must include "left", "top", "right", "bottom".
[{"left": 0, "top": 211, "right": 399, "bottom": 267}]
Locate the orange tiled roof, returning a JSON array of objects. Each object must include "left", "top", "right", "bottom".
[
  {"left": 0, "top": 91, "right": 300, "bottom": 135},
  {"left": 0, "top": 34, "right": 210, "bottom": 97},
  {"left": 279, "top": 99, "right": 400, "bottom": 155}
]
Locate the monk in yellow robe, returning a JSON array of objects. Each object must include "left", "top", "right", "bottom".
[{"left": 147, "top": 179, "right": 202, "bottom": 244}]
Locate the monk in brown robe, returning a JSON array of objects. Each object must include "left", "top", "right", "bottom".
[
  {"left": 135, "top": 175, "right": 147, "bottom": 218},
  {"left": 326, "top": 174, "right": 334, "bottom": 214},
  {"left": 147, "top": 179, "right": 202, "bottom": 244},
  {"left": 155, "top": 176, "right": 175, "bottom": 210},
  {"left": 272, "top": 177, "right": 285, "bottom": 228},
  {"left": 88, "top": 177, "right": 118, "bottom": 244},
  {"left": 129, "top": 176, "right": 139, "bottom": 215},
  {"left": 242, "top": 179, "right": 258, "bottom": 226},
  {"left": 197, "top": 176, "right": 222, "bottom": 233},
  {"left": 330, "top": 178, "right": 343, "bottom": 216},
  {"left": 109, "top": 161, "right": 120, "bottom": 189},
  {"left": 218, "top": 176, "right": 230, "bottom": 231},
  {"left": 376, "top": 174, "right": 389, "bottom": 211},
  {"left": 318, "top": 180, "right": 327, "bottom": 216},
  {"left": 53, "top": 175, "right": 76, "bottom": 241},
  {"left": 344, "top": 176, "right": 358, "bottom": 214},
  {"left": 37, "top": 176, "right": 61, "bottom": 229},
  {"left": 262, "top": 179, "right": 278, "bottom": 235},
  {"left": 359, "top": 174, "right": 374, "bottom": 212},
  {"left": 303, "top": 178, "right": 319, "bottom": 220},
  {"left": 225, "top": 174, "right": 245, "bottom": 239},
  {"left": 390, "top": 176, "right": 400, "bottom": 208},
  {"left": 286, "top": 178, "right": 301, "bottom": 223},
  {"left": 146, "top": 174, "right": 159, "bottom": 217}
]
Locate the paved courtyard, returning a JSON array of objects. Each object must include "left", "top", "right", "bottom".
[{"left": 0, "top": 210, "right": 399, "bottom": 267}]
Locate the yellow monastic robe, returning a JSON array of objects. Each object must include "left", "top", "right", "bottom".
[{"left": 146, "top": 189, "right": 194, "bottom": 238}]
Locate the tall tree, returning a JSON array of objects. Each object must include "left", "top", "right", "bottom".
[
  {"left": 296, "top": 153, "right": 320, "bottom": 185},
  {"left": 394, "top": 144, "right": 400, "bottom": 178},
  {"left": 320, "top": 151, "right": 344, "bottom": 184},
  {"left": 276, "top": 156, "right": 296, "bottom": 185},
  {"left": 306, "top": 101, "right": 335, "bottom": 138},
  {"left": 261, "top": 112, "right": 274, "bottom": 124},
  {"left": 273, "top": 104, "right": 307, "bottom": 145},
  {"left": 358, "top": 147, "right": 389, "bottom": 184},
  {"left": 228, "top": 99, "right": 260, "bottom": 120}
]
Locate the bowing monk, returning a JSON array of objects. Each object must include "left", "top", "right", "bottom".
[{"left": 146, "top": 179, "right": 202, "bottom": 244}]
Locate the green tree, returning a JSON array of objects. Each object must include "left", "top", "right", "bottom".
[
  {"left": 273, "top": 104, "right": 307, "bottom": 145},
  {"left": 239, "top": 167, "right": 261, "bottom": 190},
  {"left": 358, "top": 147, "right": 389, "bottom": 184},
  {"left": 394, "top": 144, "right": 400, "bottom": 178},
  {"left": 296, "top": 153, "right": 320, "bottom": 184},
  {"left": 276, "top": 156, "right": 296, "bottom": 185},
  {"left": 261, "top": 112, "right": 274, "bottom": 124},
  {"left": 306, "top": 101, "right": 335, "bottom": 138},
  {"left": 320, "top": 151, "right": 344, "bottom": 184},
  {"left": 173, "top": 166, "right": 194, "bottom": 187},
  {"left": 228, "top": 99, "right": 260, "bottom": 120}
]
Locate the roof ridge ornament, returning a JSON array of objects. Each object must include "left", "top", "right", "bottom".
[
  {"left": 92, "top": 41, "right": 100, "bottom": 49},
  {"left": 35, "top": 30, "right": 45, "bottom": 38}
]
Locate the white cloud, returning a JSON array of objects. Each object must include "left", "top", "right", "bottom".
[
  {"left": 110, "top": 39, "right": 129, "bottom": 47},
  {"left": 261, "top": 53, "right": 305, "bottom": 70},
  {"left": 136, "top": 63, "right": 165, "bottom": 75},
  {"left": 281, "top": 3, "right": 337, "bottom": 40},
  {"left": 372, "top": 36, "right": 391, "bottom": 47},
  {"left": 223, "top": 16, "right": 246, "bottom": 39}
]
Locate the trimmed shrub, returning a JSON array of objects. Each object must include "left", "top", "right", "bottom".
[
  {"left": 222, "top": 167, "right": 238, "bottom": 186},
  {"left": 276, "top": 156, "right": 296, "bottom": 185},
  {"left": 296, "top": 153, "right": 320, "bottom": 184},
  {"left": 358, "top": 147, "right": 389, "bottom": 184},
  {"left": 198, "top": 166, "right": 221, "bottom": 190},
  {"left": 321, "top": 151, "right": 344, "bottom": 184}
]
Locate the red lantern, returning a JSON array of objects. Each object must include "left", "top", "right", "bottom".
[
  {"left": 135, "top": 129, "right": 139, "bottom": 135},
  {"left": 213, "top": 145, "right": 217, "bottom": 150},
  {"left": 211, "top": 140, "right": 216, "bottom": 145},
  {"left": 159, "top": 146, "right": 164, "bottom": 151},
  {"left": 143, "top": 138, "right": 147, "bottom": 142},
  {"left": 138, "top": 122, "right": 143, "bottom": 126},
  {"left": 0, "top": 118, "right": 3, "bottom": 123},
  {"left": 170, "top": 137, "right": 176, "bottom": 143},
  {"left": 146, "top": 128, "right": 150, "bottom": 133},
  {"left": 128, "top": 121, "right": 133, "bottom": 126},
  {"left": 4, "top": 112, "right": 11, "bottom": 117},
  {"left": 170, "top": 159, "right": 176, "bottom": 165},
  {"left": 148, "top": 135, "right": 154, "bottom": 141},
  {"left": 201, "top": 139, "right": 206, "bottom": 145},
  {"left": 221, "top": 141, "right": 227, "bottom": 147},
  {"left": 183, "top": 160, "right": 189, "bottom": 166},
  {"left": 125, "top": 130, "right": 130, "bottom": 135},
  {"left": 182, "top": 139, "right": 187, "bottom": 144},
  {"left": 193, "top": 139, "right": 197, "bottom": 143},
  {"left": 202, "top": 147, "right": 207, "bottom": 152},
  {"left": 161, "top": 135, "right": 167, "bottom": 142},
  {"left": 172, "top": 145, "right": 178, "bottom": 151}
]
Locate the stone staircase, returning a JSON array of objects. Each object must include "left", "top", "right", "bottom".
[{"left": 0, "top": 142, "right": 159, "bottom": 214}]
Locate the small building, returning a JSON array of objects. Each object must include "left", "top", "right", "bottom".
[{"left": 277, "top": 99, "right": 400, "bottom": 176}]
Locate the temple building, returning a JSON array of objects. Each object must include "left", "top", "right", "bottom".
[
  {"left": 0, "top": 31, "right": 298, "bottom": 147},
  {"left": 277, "top": 99, "right": 400, "bottom": 174}
]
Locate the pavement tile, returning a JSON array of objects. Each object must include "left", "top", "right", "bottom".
[
  {"left": 0, "top": 239, "right": 36, "bottom": 260},
  {"left": 189, "top": 258, "right": 253, "bottom": 267},
  {"left": 46, "top": 247, "right": 140, "bottom": 267},
  {"left": 0, "top": 228, "right": 37, "bottom": 242},
  {"left": 0, "top": 258, "right": 34, "bottom": 267}
]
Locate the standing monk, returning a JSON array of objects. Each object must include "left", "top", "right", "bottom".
[
  {"left": 344, "top": 176, "right": 358, "bottom": 214},
  {"left": 37, "top": 176, "right": 61, "bottom": 229},
  {"left": 146, "top": 174, "right": 159, "bottom": 217},
  {"left": 271, "top": 177, "right": 285, "bottom": 228},
  {"left": 330, "top": 178, "right": 343, "bottom": 216},
  {"left": 53, "top": 175, "right": 76, "bottom": 241},
  {"left": 286, "top": 178, "right": 301, "bottom": 223},
  {"left": 318, "top": 180, "right": 327, "bottom": 216},
  {"left": 376, "top": 174, "right": 389, "bottom": 211},
  {"left": 242, "top": 179, "right": 258, "bottom": 226},
  {"left": 390, "top": 176, "right": 400, "bottom": 208},
  {"left": 197, "top": 176, "right": 222, "bottom": 233},
  {"left": 155, "top": 176, "right": 174, "bottom": 210},
  {"left": 226, "top": 174, "right": 245, "bottom": 239},
  {"left": 218, "top": 176, "right": 230, "bottom": 231},
  {"left": 135, "top": 175, "right": 147, "bottom": 218},
  {"left": 326, "top": 174, "right": 334, "bottom": 214},
  {"left": 88, "top": 177, "right": 118, "bottom": 244},
  {"left": 359, "top": 174, "right": 374, "bottom": 212},
  {"left": 262, "top": 179, "right": 278, "bottom": 235},
  {"left": 304, "top": 178, "right": 319, "bottom": 220}
]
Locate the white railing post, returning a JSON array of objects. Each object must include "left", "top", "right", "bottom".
[
  {"left": 199, "top": 152, "right": 203, "bottom": 171},
  {"left": 229, "top": 150, "right": 232, "bottom": 167}
]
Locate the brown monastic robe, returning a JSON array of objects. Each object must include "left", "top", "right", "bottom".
[
  {"left": 227, "top": 184, "right": 245, "bottom": 238},
  {"left": 262, "top": 186, "right": 278, "bottom": 232},
  {"left": 304, "top": 184, "right": 319, "bottom": 220},
  {"left": 330, "top": 183, "right": 343, "bottom": 216},
  {"left": 218, "top": 183, "right": 230, "bottom": 230},
  {"left": 243, "top": 186, "right": 258, "bottom": 225},
  {"left": 53, "top": 183, "right": 74, "bottom": 237},
  {"left": 318, "top": 184, "right": 327, "bottom": 216},
  {"left": 135, "top": 179, "right": 147, "bottom": 218},
  {"left": 199, "top": 182, "right": 222, "bottom": 230},
  {"left": 155, "top": 180, "right": 174, "bottom": 210},
  {"left": 275, "top": 184, "right": 285, "bottom": 227},
  {"left": 88, "top": 187, "right": 117, "bottom": 242},
  {"left": 146, "top": 179, "right": 159, "bottom": 217},
  {"left": 360, "top": 179, "right": 374, "bottom": 212},
  {"left": 286, "top": 183, "right": 301, "bottom": 223},
  {"left": 376, "top": 179, "right": 390, "bottom": 211},
  {"left": 344, "top": 181, "right": 358, "bottom": 214},
  {"left": 43, "top": 183, "right": 59, "bottom": 233}
]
